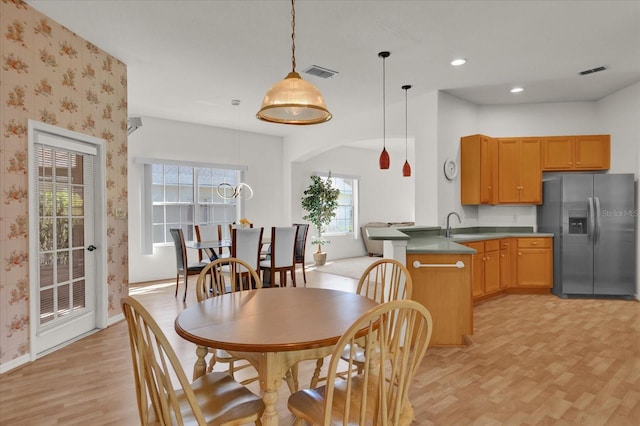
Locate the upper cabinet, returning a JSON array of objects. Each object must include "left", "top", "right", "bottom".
[
  {"left": 461, "top": 133, "right": 611, "bottom": 206},
  {"left": 461, "top": 134, "right": 498, "bottom": 205},
  {"left": 497, "top": 137, "right": 542, "bottom": 204},
  {"left": 542, "top": 135, "right": 610, "bottom": 171}
]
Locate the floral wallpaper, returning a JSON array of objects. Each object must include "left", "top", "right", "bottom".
[{"left": 0, "top": 0, "right": 128, "bottom": 366}]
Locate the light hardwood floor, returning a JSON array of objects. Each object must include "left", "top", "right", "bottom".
[{"left": 1, "top": 261, "right": 639, "bottom": 425}]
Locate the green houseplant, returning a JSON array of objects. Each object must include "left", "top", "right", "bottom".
[{"left": 301, "top": 174, "right": 340, "bottom": 265}]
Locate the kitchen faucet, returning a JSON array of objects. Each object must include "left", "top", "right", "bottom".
[{"left": 445, "top": 212, "right": 462, "bottom": 238}]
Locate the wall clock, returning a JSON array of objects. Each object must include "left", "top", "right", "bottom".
[{"left": 444, "top": 158, "right": 458, "bottom": 181}]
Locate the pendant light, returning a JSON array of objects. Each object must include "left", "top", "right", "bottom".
[
  {"left": 402, "top": 84, "right": 412, "bottom": 177},
  {"left": 256, "top": 0, "right": 332, "bottom": 125},
  {"left": 378, "top": 51, "right": 390, "bottom": 169}
]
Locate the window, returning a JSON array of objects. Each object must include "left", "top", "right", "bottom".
[
  {"left": 321, "top": 174, "right": 358, "bottom": 235},
  {"left": 138, "top": 159, "right": 247, "bottom": 252}
]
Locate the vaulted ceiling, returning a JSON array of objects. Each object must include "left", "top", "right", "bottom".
[{"left": 27, "top": 1, "right": 640, "bottom": 140}]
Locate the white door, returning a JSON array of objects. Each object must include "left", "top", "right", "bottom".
[{"left": 29, "top": 121, "right": 106, "bottom": 357}]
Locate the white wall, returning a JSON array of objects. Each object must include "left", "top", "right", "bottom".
[
  {"left": 437, "top": 92, "right": 478, "bottom": 227},
  {"left": 127, "top": 116, "right": 284, "bottom": 283},
  {"left": 597, "top": 82, "right": 640, "bottom": 296},
  {"left": 291, "top": 146, "right": 415, "bottom": 261},
  {"left": 414, "top": 91, "right": 440, "bottom": 226}
]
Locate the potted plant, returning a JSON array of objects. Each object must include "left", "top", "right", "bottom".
[{"left": 301, "top": 174, "right": 340, "bottom": 266}]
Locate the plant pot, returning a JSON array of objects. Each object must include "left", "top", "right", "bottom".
[{"left": 313, "top": 252, "right": 327, "bottom": 266}]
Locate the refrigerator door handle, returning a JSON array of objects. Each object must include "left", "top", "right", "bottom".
[
  {"left": 588, "top": 197, "right": 595, "bottom": 241},
  {"left": 594, "top": 196, "right": 601, "bottom": 245}
]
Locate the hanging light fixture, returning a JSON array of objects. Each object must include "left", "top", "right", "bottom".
[
  {"left": 402, "top": 84, "right": 412, "bottom": 177},
  {"left": 378, "top": 51, "right": 390, "bottom": 169},
  {"left": 256, "top": 0, "right": 332, "bottom": 125}
]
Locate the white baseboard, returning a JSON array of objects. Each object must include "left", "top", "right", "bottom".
[
  {"left": 108, "top": 313, "right": 124, "bottom": 326},
  {"left": 0, "top": 354, "right": 30, "bottom": 374},
  {"left": 1, "top": 314, "right": 124, "bottom": 376}
]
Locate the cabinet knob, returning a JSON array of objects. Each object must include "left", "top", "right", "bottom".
[
  {"left": 569, "top": 161, "right": 573, "bottom": 165},
  {"left": 518, "top": 252, "right": 522, "bottom": 256},
  {"left": 576, "top": 161, "right": 581, "bottom": 165},
  {"left": 532, "top": 241, "right": 538, "bottom": 245}
]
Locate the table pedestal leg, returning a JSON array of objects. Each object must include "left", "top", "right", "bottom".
[
  {"left": 192, "top": 345, "right": 208, "bottom": 381},
  {"left": 257, "top": 352, "right": 284, "bottom": 426},
  {"left": 309, "top": 358, "right": 324, "bottom": 388}
]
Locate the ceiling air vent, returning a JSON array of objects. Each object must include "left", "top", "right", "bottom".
[
  {"left": 579, "top": 66, "right": 607, "bottom": 76},
  {"left": 303, "top": 65, "right": 338, "bottom": 79}
]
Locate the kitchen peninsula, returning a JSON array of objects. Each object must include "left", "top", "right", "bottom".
[{"left": 365, "top": 226, "right": 554, "bottom": 346}]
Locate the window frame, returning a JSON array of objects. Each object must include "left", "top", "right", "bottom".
[
  {"left": 315, "top": 172, "right": 359, "bottom": 237},
  {"left": 135, "top": 157, "right": 248, "bottom": 253}
]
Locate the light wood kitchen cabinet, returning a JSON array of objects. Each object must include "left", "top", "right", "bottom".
[
  {"left": 465, "top": 240, "right": 500, "bottom": 300},
  {"left": 542, "top": 135, "right": 610, "bottom": 171},
  {"left": 461, "top": 134, "right": 498, "bottom": 205},
  {"left": 516, "top": 237, "right": 553, "bottom": 287},
  {"left": 407, "top": 253, "right": 473, "bottom": 346},
  {"left": 499, "top": 238, "right": 514, "bottom": 288},
  {"left": 497, "top": 138, "right": 542, "bottom": 204}
]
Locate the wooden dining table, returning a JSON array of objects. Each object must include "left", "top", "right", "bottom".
[{"left": 174, "top": 287, "right": 379, "bottom": 426}]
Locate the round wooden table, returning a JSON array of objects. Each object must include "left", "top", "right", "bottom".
[{"left": 175, "top": 287, "right": 378, "bottom": 426}]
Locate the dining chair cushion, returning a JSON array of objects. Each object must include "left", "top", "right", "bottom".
[{"left": 150, "top": 372, "right": 265, "bottom": 425}]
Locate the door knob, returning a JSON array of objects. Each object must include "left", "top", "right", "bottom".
[{"left": 87, "top": 245, "right": 97, "bottom": 252}]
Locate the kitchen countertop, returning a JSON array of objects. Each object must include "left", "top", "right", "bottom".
[{"left": 365, "top": 226, "right": 554, "bottom": 254}]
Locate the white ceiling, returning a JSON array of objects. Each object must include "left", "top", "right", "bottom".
[{"left": 27, "top": 0, "right": 640, "bottom": 141}]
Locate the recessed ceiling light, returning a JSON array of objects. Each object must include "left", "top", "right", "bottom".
[
  {"left": 450, "top": 58, "right": 467, "bottom": 66},
  {"left": 510, "top": 87, "right": 524, "bottom": 93}
]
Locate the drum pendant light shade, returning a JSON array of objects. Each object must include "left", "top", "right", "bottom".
[
  {"left": 378, "top": 51, "right": 391, "bottom": 169},
  {"left": 402, "top": 84, "right": 412, "bottom": 177},
  {"left": 256, "top": 0, "right": 331, "bottom": 125}
]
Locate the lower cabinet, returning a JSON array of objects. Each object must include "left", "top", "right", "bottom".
[
  {"left": 516, "top": 237, "right": 553, "bottom": 287},
  {"left": 465, "top": 237, "right": 552, "bottom": 301},
  {"left": 407, "top": 253, "right": 473, "bottom": 346},
  {"left": 465, "top": 240, "right": 500, "bottom": 299}
]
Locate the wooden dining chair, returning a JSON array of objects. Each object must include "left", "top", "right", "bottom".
[
  {"left": 194, "top": 258, "right": 262, "bottom": 385},
  {"left": 121, "top": 296, "right": 265, "bottom": 426},
  {"left": 259, "top": 226, "right": 298, "bottom": 288},
  {"left": 169, "top": 228, "right": 208, "bottom": 302},
  {"left": 293, "top": 223, "right": 310, "bottom": 283},
  {"left": 288, "top": 299, "right": 433, "bottom": 425},
  {"left": 309, "top": 258, "right": 414, "bottom": 388}
]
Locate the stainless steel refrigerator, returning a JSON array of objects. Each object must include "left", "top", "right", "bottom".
[{"left": 537, "top": 174, "right": 636, "bottom": 298}]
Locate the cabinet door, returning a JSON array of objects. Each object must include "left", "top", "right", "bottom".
[
  {"left": 461, "top": 135, "right": 497, "bottom": 205},
  {"left": 466, "top": 242, "right": 485, "bottom": 298},
  {"left": 499, "top": 238, "right": 513, "bottom": 288},
  {"left": 517, "top": 248, "right": 552, "bottom": 287},
  {"left": 480, "top": 136, "right": 498, "bottom": 204},
  {"left": 519, "top": 138, "right": 542, "bottom": 203},
  {"left": 574, "top": 135, "right": 610, "bottom": 170},
  {"left": 542, "top": 137, "right": 574, "bottom": 170},
  {"left": 497, "top": 139, "right": 520, "bottom": 203},
  {"left": 484, "top": 248, "right": 500, "bottom": 294}
]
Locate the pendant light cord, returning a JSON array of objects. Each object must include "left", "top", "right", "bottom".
[
  {"left": 404, "top": 86, "right": 408, "bottom": 161},
  {"left": 290, "top": 0, "right": 296, "bottom": 72},
  {"left": 382, "top": 54, "right": 386, "bottom": 149}
]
